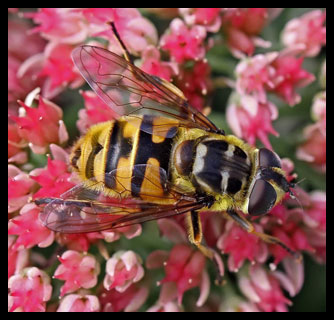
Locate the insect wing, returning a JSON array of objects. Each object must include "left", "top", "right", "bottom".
[
  {"left": 38, "top": 165, "right": 202, "bottom": 233},
  {"left": 71, "top": 45, "right": 220, "bottom": 134},
  {"left": 39, "top": 198, "right": 124, "bottom": 233}
]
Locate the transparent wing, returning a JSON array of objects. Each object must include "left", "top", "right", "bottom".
[
  {"left": 72, "top": 45, "right": 221, "bottom": 134},
  {"left": 38, "top": 196, "right": 205, "bottom": 233},
  {"left": 37, "top": 164, "right": 206, "bottom": 233}
]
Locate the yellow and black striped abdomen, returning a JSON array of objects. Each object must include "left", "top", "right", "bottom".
[{"left": 70, "top": 116, "right": 179, "bottom": 204}]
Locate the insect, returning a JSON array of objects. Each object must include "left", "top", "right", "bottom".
[{"left": 36, "top": 23, "right": 300, "bottom": 280}]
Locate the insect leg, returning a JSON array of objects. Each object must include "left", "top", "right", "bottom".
[
  {"left": 225, "top": 210, "right": 302, "bottom": 262},
  {"left": 186, "top": 210, "right": 225, "bottom": 284}
]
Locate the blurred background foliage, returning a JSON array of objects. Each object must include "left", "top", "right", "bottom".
[{"left": 29, "top": 8, "right": 325, "bottom": 311}]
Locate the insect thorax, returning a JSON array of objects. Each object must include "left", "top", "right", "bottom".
[{"left": 173, "top": 132, "right": 254, "bottom": 199}]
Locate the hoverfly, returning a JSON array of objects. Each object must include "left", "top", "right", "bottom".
[{"left": 36, "top": 23, "right": 300, "bottom": 280}]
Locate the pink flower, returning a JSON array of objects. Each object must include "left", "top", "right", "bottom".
[
  {"left": 270, "top": 54, "right": 315, "bottom": 106},
  {"left": 104, "top": 251, "right": 144, "bottom": 292},
  {"left": 311, "top": 91, "right": 326, "bottom": 132},
  {"left": 179, "top": 8, "right": 222, "bottom": 32},
  {"left": 140, "top": 46, "right": 178, "bottom": 82},
  {"left": 8, "top": 165, "right": 36, "bottom": 214},
  {"left": 25, "top": 8, "right": 89, "bottom": 44},
  {"left": 101, "top": 224, "right": 142, "bottom": 243},
  {"left": 8, "top": 203, "right": 54, "bottom": 250},
  {"left": 99, "top": 284, "right": 148, "bottom": 312},
  {"left": 301, "top": 191, "right": 326, "bottom": 263},
  {"left": 56, "top": 233, "right": 103, "bottom": 253},
  {"left": 235, "top": 53, "right": 278, "bottom": 103},
  {"left": 8, "top": 236, "right": 29, "bottom": 279},
  {"left": 77, "top": 90, "right": 118, "bottom": 134},
  {"left": 238, "top": 265, "right": 292, "bottom": 312},
  {"left": 282, "top": 10, "right": 326, "bottom": 57},
  {"left": 217, "top": 221, "right": 268, "bottom": 272},
  {"left": 8, "top": 19, "right": 46, "bottom": 103},
  {"left": 296, "top": 123, "right": 326, "bottom": 172},
  {"left": 40, "top": 43, "right": 84, "bottom": 98},
  {"left": 31, "top": 156, "right": 75, "bottom": 199},
  {"left": 226, "top": 94, "right": 278, "bottom": 149},
  {"left": 296, "top": 90, "right": 326, "bottom": 172},
  {"left": 54, "top": 250, "right": 100, "bottom": 297},
  {"left": 176, "top": 60, "right": 212, "bottom": 110},
  {"left": 10, "top": 96, "right": 68, "bottom": 154},
  {"left": 272, "top": 257, "right": 305, "bottom": 298},
  {"left": 303, "top": 192, "right": 326, "bottom": 232},
  {"left": 270, "top": 221, "right": 314, "bottom": 265},
  {"left": 147, "top": 244, "right": 209, "bottom": 306},
  {"left": 57, "top": 294, "right": 100, "bottom": 312},
  {"left": 147, "top": 301, "right": 183, "bottom": 312},
  {"left": 81, "top": 8, "right": 158, "bottom": 56},
  {"left": 160, "top": 18, "right": 207, "bottom": 63},
  {"left": 8, "top": 122, "right": 27, "bottom": 164},
  {"left": 8, "top": 267, "right": 52, "bottom": 312},
  {"left": 222, "top": 8, "right": 270, "bottom": 57}
]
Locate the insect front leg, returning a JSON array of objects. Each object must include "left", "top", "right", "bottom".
[
  {"left": 185, "top": 210, "right": 225, "bottom": 285},
  {"left": 225, "top": 210, "right": 302, "bottom": 261}
]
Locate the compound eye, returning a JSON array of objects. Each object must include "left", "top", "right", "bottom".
[
  {"left": 248, "top": 179, "right": 277, "bottom": 216},
  {"left": 259, "top": 148, "right": 281, "bottom": 168}
]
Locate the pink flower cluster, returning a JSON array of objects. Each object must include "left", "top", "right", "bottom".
[
  {"left": 8, "top": 8, "right": 325, "bottom": 312},
  {"left": 225, "top": 9, "right": 325, "bottom": 149},
  {"left": 296, "top": 74, "right": 326, "bottom": 172}
]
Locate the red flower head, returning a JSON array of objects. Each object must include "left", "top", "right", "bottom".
[
  {"left": 8, "top": 19, "right": 46, "bottom": 103},
  {"left": 104, "top": 250, "right": 144, "bottom": 292},
  {"left": 270, "top": 54, "right": 315, "bottom": 106},
  {"left": 140, "top": 45, "right": 178, "bottom": 82},
  {"left": 31, "top": 156, "right": 75, "bottom": 199},
  {"left": 54, "top": 250, "right": 100, "bottom": 297},
  {"left": 160, "top": 18, "right": 207, "bottom": 63},
  {"left": 8, "top": 236, "right": 29, "bottom": 279},
  {"left": 239, "top": 264, "right": 293, "bottom": 312},
  {"left": 296, "top": 123, "right": 326, "bottom": 172},
  {"left": 176, "top": 60, "right": 212, "bottom": 110},
  {"left": 179, "top": 8, "right": 222, "bottom": 32},
  {"left": 8, "top": 267, "right": 52, "bottom": 312},
  {"left": 147, "top": 244, "right": 209, "bottom": 306},
  {"left": 217, "top": 221, "right": 268, "bottom": 272},
  {"left": 282, "top": 10, "right": 326, "bottom": 57},
  {"left": 222, "top": 8, "right": 270, "bottom": 57},
  {"left": 226, "top": 94, "right": 278, "bottom": 149},
  {"left": 80, "top": 8, "right": 158, "bottom": 56},
  {"left": 270, "top": 221, "right": 314, "bottom": 265},
  {"left": 57, "top": 294, "right": 100, "bottom": 312},
  {"left": 8, "top": 122, "right": 27, "bottom": 164},
  {"left": 11, "top": 96, "right": 68, "bottom": 154},
  {"left": 40, "top": 43, "right": 84, "bottom": 97},
  {"left": 77, "top": 90, "right": 118, "bottom": 134},
  {"left": 99, "top": 284, "right": 148, "bottom": 312},
  {"left": 25, "top": 8, "right": 89, "bottom": 44},
  {"left": 8, "top": 203, "right": 54, "bottom": 250},
  {"left": 8, "top": 165, "right": 36, "bottom": 214},
  {"left": 235, "top": 52, "right": 278, "bottom": 103}
]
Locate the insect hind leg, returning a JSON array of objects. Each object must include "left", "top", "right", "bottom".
[{"left": 186, "top": 210, "right": 225, "bottom": 285}]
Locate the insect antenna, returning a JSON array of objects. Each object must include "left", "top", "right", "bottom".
[
  {"left": 106, "top": 21, "right": 134, "bottom": 64},
  {"left": 288, "top": 179, "right": 306, "bottom": 213}
]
